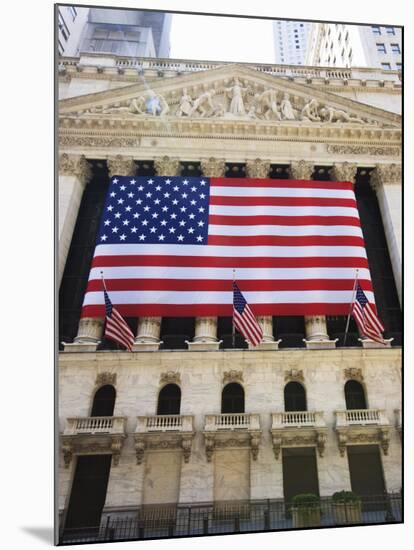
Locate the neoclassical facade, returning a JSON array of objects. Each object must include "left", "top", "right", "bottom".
[{"left": 57, "top": 54, "right": 402, "bottom": 542}]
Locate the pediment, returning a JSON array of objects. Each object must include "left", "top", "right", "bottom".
[{"left": 59, "top": 63, "right": 400, "bottom": 128}]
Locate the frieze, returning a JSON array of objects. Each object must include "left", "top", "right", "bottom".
[
  {"left": 327, "top": 145, "right": 400, "bottom": 156},
  {"left": 59, "top": 135, "right": 141, "bottom": 148}
]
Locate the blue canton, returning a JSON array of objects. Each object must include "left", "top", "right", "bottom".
[
  {"left": 233, "top": 282, "right": 247, "bottom": 314},
  {"left": 355, "top": 284, "right": 368, "bottom": 307},
  {"left": 97, "top": 176, "right": 210, "bottom": 245}
]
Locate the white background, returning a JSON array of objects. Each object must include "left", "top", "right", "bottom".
[{"left": 1, "top": 0, "right": 411, "bottom": 548}]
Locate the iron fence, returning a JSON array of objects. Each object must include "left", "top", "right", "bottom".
[{"left": 60, "top": 492, "right": 402, "bottom": 545}]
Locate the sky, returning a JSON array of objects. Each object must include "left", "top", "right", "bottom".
[{"left": 169, "top": 13, "right": 278, "bottom": 64}]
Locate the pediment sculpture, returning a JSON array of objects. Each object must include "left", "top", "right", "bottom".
[{"left": 73, "top": 78, "right": 381, "bottom": 126}]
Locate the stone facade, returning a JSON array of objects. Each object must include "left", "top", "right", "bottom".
[{"left": 57, "top": 52, "right": 402, "bottom": 532}]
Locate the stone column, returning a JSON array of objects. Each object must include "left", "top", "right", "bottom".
[
  {"left": 370, "top": 163, "right": 402, "bottom": 306},
  {"left": 134, "top": 156, "right": 181, "bottom": 351},
  {"left": 291, "top": 161, "right": 337, "bottom": 349},
  {"left": 63, "top": 155, "right": 136, "bottom": 352},
  {"left": 58, "top": 154, "right": 92, "bottom": 286},
  {"left": 246, "top": 159, "right": 280, "bottom": 350},
  {"left": 187, "top": 158, "right": 225, "bottom": 350}
]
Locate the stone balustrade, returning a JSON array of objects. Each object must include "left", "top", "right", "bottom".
[
  {"left": 64, "top": 416, "right": 126, "bottom": 435},
  {"left": 335, "top": 409, "right": 390, "bottom": 427},
  {"left": 271, "top": 411, "right": 326, "bottom": 429},
  {"left": 204, "top": 413, "right": 261, "bottom": 432},
  {"left": 135, "top": 415, "right": 194, "bottom": 433}
]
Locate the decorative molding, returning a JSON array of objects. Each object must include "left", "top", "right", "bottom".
[
  {"left": 370, "top": 163, "right": 402, "bottom": 190},
  {"left": 60, "top": 135, "right": 141, "bottom": 148},
  {"left": 327, "top": 145, "right": 400, "bottom": 156},
  {"left": 134, "top": 433, "right": 194, "bottom": 464},
  {"left": 107, "top": 155, "right": 136, "bottom": 177},
  {"left": 203, "top": 432, "right": 261, "bottom": 462},
  {"left": 154, "top": 156, "right": 181, "bottom": 176},
  {"left": 245, "top": 159, "right": 271, "bottom": 178},
  {"left": 271, "top": 430, "right": 327, "bottom": 459},
  {"left": 96, "top": 372, "right": 117, "bottom": 387},
  {"left": 59, "top": 153, "right": 92, "bottom": 185},
  {"left": 200, "top": 157, "right": 226, "bottom": 177},
  {"left": 336, "top": 428, "right": 390, "bottom": 456},
  {"left": 160, "top": 371, "right": 181, "bottom": 386},
  {"left": 289, "top": 160, "right": 314, "bottom": 180},
  {"left": 344, "top": 368, "right": 364, "bottom": 383},
  {"left": 223, "top": 370, "right": 244, "bottom": 385},
  {"left": 61, "top": 432, "right": 126, "bottom": 468},
  {"left": 329, "top": 162, "right": 358, "bottom": 183},
  {"left": 284, "top": 369, "right": 304, "bottom": 383}
]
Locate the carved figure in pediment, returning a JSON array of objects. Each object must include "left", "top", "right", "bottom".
[
  {"left": 144, "top": 89, "right": 170, "bottom": 116},
  {"left": 319, "top": 106, "right": 365, "bottom": 124},
  {"left": 225, "top": 78, "right": 249, "bottom": 115},
  {"left": 257, "top": 89, "right": 282, "bottom": 120},
  {"left": 301, "top": 98, "right": 321, "bottom": 122},
  {"left": 280, "top": 93, "right": 297, "bottom": 120},
  {"left": 190, "top": 89, "right": 216, "bottom": 117},
  {"left": 176, "top": 88, "right": 193, "bottom": 116}
]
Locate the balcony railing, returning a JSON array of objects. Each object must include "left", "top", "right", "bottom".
[
  {"left": 335, "top": 409, "right": 389, "bottom": 427},
  {"left": 135, "top": 415, "right": 194, "bottom": 433},
  {"left": 64, "top": 416, "right": 126, "bottom": 435},
  {"left": 60, "top": 493, "right": 402, "bottom": 544},
  {"left": 204, "top": 413, "right": 260, "bottom": 431},
  {"left": 272, "top": 411, "right": 325, "bottom": 428}
]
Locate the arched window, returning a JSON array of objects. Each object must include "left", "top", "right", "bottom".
[
  {"left": 221, "top": 383, "right": 245, "bottom": 414},
  {"left": 284, "top": 382, "right": 307, "bottom": 412},
  {"left": 90, "top": 385, "right": 116, "bottom": 416},
  {"left": 157, "top": 384, "right": 181, "bottom": 415},
  {"left": 344, "top": 380, "right": 367, "bottom": 409}
]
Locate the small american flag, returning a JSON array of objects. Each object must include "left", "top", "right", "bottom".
[
  {"left": 233, "top": 281, "right": 263, "bottom": 347},
  {"left": 104, "top": 288, "right": 135, "bottom": 351},
  {"left": 352, "top": 283, "right": 385, "bottom": 344}
]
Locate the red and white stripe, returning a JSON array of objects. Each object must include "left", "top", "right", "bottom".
[
  {"left": 233, "top": 305, "right": 263, "bottom": 347},
  {"left": 105, "top": 308, "right": 135, "bottom": 351},
  {"left": 352, "top": 302, "right": 385, "bottom": 344},
  {"left": 82, "top": 178, "right": 377, "bottom": 318}
]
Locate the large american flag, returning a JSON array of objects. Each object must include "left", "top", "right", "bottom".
[
  {"left": 233, "top": 281, "right": 263, "bottom": 346},
  {"left": 81, "top": 175, "right": 376, "bottom": 318},
  {"left": 352, "top": 283, "right": 385, "bottom": 344}
]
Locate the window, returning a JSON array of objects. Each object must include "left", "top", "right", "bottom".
[
  {"left": 58, "top": 13, "right": 70, "bottom": 41},
  {"left": 221, "top": 383, "right": 245, "bottom": 414},
  {"left": 157, "top": 384, "right": 181, "bottom": 415},
  {"left": 344, "top": 380, "right": 367, "bottom": 410},
  {"left": 396, "top": 62, "right": 402, "bottom": 70},
  {"left": 381, "top": 62, "right": 392, "bottom": 70},
  {"left": 69, "top": 6, "right": 77, "bottom": 20},
  {"left": 376, "top": 43, "right": 386, "bottom": 53},
  {"left": 338, "top": 33, "right": 342, "bottom": 42},
  {"left": 391, "top": 43, "right": 401, "bottom": 54},
  {"left": 345, "top": 31, "right": 349, "bottom": 43},
  {"left": 91, "top": 385, "right": 116, "bottom": 416},
  {"left": 58, "top": 39, "right": 64, "bottom": 55},
  {"left": 296, "top": 45, "right": 300, "bottom": 49},
  {"left": 284, "top": 382, "right": 307, "bottom": 412},
  {"left": 386, "top": 26, "right": 396, "bottom": 34},
  {"left": 341, "top": 48, "right": 345, "bottom": 59},
  {"left": 371, "top": 25, "right": 381, "bottom": 35}
]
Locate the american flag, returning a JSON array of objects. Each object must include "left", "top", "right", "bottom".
[
  {"left": 81, "top": 175, "right": 376, "bottom": 318},
  {"left": 104, "top": 288, "right": 135, "bottom": 351},
  {"left": 233, "top": 281, "right": 263, "bottom": 346},
  {"left": 352, "top": 283, "right": 385, "bottom": 344}
]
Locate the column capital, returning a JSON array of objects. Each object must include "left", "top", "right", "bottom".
[
  {"left": 370, "top": 163, "right": 402, "bottom": 191},
  {"left": 59, "top": 153, "right": 92, "bottom": 186},
  {"left": 289, "top": 160, "right": 314, "bottom": 180},
  {"left": 329, "top": 162, "right": 357, "bottom": 183},
  {"left": 200, "top": 157, "right": 226, "bottom": 177},
  {"left": 245, "top": 159, "right": 271, "bottom": 179},
  {"left": 106, "top": 155, "right": 136, "bottom": 178},
  {"left": 154, "top": 156, "right": 181, "bottom": 176}
]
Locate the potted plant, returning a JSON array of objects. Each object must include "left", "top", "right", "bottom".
[
  {"left": 291, "top": 493, "right": 321, "bottom": 528},
  {"left": 332, "top": 491, "right": 362, "bottom": 525}
]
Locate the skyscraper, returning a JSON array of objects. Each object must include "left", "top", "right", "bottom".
[
  {"left": 57, "top": 5, "right": 90, "bottom": 56},
  {"left": 273, "top": 20, "right": 312, "bottom": 65}
]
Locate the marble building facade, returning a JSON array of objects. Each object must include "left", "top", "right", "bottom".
[{"left": 57, "top": 53, "right": 402, "bottom": 536}]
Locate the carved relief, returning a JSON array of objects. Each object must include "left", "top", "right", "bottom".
[
  {"left": 327, "top": 145, "right": 400, "bottom": 156},
  {"left": 107, "top": 155, "right": 136, "bottom": 177},
  {"left": 329, "top": 162, "right": 358, "bottom": 183},
  {"left": 154, "top": 156, "right": 181, "bottom": 176},
  {"left": 246, "top": 159, "right": 271, "bottom": 178},
  {"left": 59, "top": 136, "right": 141, "bottom": 148},
  {"left": 223, "top": 370, "right": 243, "bottom": 385},
  {"left": 344, "top": 368, "right": 364, "bottom": 383},
  {"left": 59, "top": 153, "right": 92, "bottom": 185},
  {"left": 134, "top": 433, "right": 194, "bottom": 464},
  {"left": 335, "top": 428, "right": 391, "bottom": 456},
  {"left": 96, "top": 372, "right": 117, "bottom": 387},
  {"left": 284, "top": 369, "right": 304, "bottom": 383},
  {"left": 290, "top": 160, "right": 314, "bottom": 180},
  {"left": 370, "top": 163, "right": 402, "bottom": 190},
  {"left": 160, "top": 371, "right": 181, "bottom": 386}
]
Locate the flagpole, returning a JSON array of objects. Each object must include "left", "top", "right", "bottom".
[
  {"left": 100, "top": 270, "right": 107, "bottom": 291},
  {"left": 232, "top": 269, "right": 236, "bottom": 349},
  {"left": 343, "top": 269, "right": 359, "bottom": 347}
]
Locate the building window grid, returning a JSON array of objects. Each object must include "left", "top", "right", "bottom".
[
  {"left": 386, "top": 27, "right": 396, "bottom": 35},
  {"left": 390, "top": 43, "right": 401, "bottom": 54},
  {"left": 58, "top": 12, "right": 70, "bottom": 41},
  {"left": 372, "top": 25, "right": 381, "bottom": 35},
  {"left": 376, "top": 43, "right": 387, "bottom": 53},
  {"left": 69, "top": 6, "right": 77, "bottom": 20}
]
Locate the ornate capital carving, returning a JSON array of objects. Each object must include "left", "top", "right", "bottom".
[
  {"left": 316, "top": 431, "right": 327, "bottom": 457},
  {"left": 154, "top": 156, "right": 181, "bottom": 176},
  {"left": 329, "top": 162, "right": 357, "bottom": 183},
  {"left": 289, "top": 160, "right": 314, "bottom": 180},
  {"left": 284, "top": 369, "right": 304, "bottom": 383},
  {"left": 200, "top": 157, "right": 226, "bottom": 177},
  {"left": 246, "top": 159, "right": 270, "bottom": 179},
  {"left": 96, "top": 372, "right": 117, "bottom": 387},
  {"left": 344, "top": 368, "right": 364, "bottom": 383},
  {"left": 223, "top": 370, "right": 243, "bottom": 385},
  {"left": 107, "top": 155, "right": 136, "bottom": 177},
  {"left": 370, "top": 163, "right": 402, "bottom": 190},
  {"left": 59, "top": 153, "right": 92, "bottom": 185},
  {"left": 160, "top": 371, "right": 181, "bottom": 386}
]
